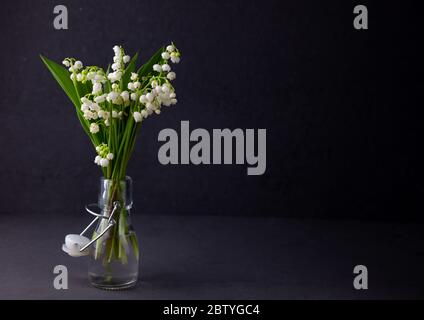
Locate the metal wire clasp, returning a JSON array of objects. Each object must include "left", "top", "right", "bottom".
[{"left": 78, "top": 201, "right": 120, "bottom": 252}]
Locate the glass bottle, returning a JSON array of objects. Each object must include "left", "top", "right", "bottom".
[{"left": 88, "top": 176, "right": 139, "bottom": 290}]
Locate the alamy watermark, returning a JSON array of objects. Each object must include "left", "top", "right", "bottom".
[
  {"left": 158, "top": 121, "right": 266, "bottom": 176},
  {"left": 53, "top": 265, "right": 68, "bottom": 289},
  {"left": 53, "top": 5, "right": 68, "bottom": 30},
  {"left": 353, "top": 5, "right": 368, "bottom": 30},
  {"left": 353, "top": 264, "right": 368, "bottom": 290}
]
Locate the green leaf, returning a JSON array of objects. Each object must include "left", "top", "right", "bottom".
[
  {"left": 122, "top": 52, "right": 139, "bottom": 85},
  {"left": 40, "top": 54, "right": 97, "bottom": 147},
  {"left": 39, "top": 55, "right": 80, "bottom": 109},
  {"left": 137, "top": 46, "right": 164, "bottom": 78}
]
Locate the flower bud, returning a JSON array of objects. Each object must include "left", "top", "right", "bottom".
[
  {"left": 100, "top": 158, "right": 109, "bottom": 167},
  {"left": 167, "top": 72, "right": 176, "bottom": 80},
  {"left": 161, "top": 64, "right": 171, "bottom": 72},
  {"left": 139, "top": 95, "right": 147, "bottom": 104},
  {"left": 161, "top": 52, "right": 170, "bottom": 60},
  {"left": 146, "top": 92, "right": 154, "bottom": 102},
  {"left": 74, "top": 61, "right": 83, "bottom": 70},
  {"left": 120, "top": 91, "right": 129, "bottom": 102},
  {"left": 90, "top": 123, "right": 100, "bottom": 134},
  {"left": 133, "top": 111, "right": 143, "bottom": 123},
  {"left": 92, "top": 82, "right": 102, "bottom": 95}
]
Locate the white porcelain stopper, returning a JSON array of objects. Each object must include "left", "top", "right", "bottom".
[{"left": 62, "top": 234, "right": 90, "bottom": 257}]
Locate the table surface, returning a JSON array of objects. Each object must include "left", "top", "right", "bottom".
[{"left": 0, "top": 213, "right": 423, "bottom": 299}]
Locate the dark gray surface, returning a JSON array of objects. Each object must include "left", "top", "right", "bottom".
[{"left": 0, "top": 213, "right": 423, "bottom": 299}]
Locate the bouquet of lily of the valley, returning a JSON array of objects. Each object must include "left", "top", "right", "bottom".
[{"left": 41, "top": 44, "right": 181, "bottom": 288}]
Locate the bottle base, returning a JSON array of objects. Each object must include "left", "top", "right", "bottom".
[{"left": 89, "top": 274, "right": 138, "bottom": 290}]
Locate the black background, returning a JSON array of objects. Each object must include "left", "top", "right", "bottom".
[{"left": 0, "top": 0, "right": 423, "bottom": 221}]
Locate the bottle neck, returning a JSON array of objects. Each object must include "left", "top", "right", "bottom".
[{"left": 98, "top": 177, "right": 132, "bottom": 210}]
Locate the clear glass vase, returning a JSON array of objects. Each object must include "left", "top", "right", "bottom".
[{"left": 88, "top": 176, "right": 139, "bottom": 290}]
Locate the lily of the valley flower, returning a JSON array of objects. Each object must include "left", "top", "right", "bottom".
[
  {"left": 90, "top": 123, "right": 100, "bottom": 134},
  {"left": 60, "top": 43, "right": 181, "bottom": 169}
]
